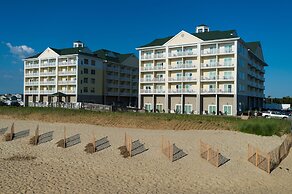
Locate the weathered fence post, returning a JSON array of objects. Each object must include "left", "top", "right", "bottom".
[
  {"left": 35, "top": 125, "right": 39, "bottom": 145},
  {"left": 64, "top": 127, "right": 67, "bottom": 148}
]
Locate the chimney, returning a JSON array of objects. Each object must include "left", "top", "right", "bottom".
[
  {"left": 196, "top": 24, "right": 210, "bottom": 33},
  {"left": 73, "top": 40, "right": 84, "bottom": 48}
]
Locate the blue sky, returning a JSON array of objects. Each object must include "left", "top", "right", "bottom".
[{"left": 0, "top": 0, "right": 291, "bottom": 97}]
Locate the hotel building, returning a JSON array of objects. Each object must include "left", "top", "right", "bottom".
[
  {"left": 23, "top": 41, "right": 138, "bottom": 106},
  {"left": 136, "top": 25, "right": 267, "bottom": 115}
]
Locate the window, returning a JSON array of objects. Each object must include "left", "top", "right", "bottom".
[
  {"left": 185, "top": 84, "right": 192, "bottom": 92},
  {"left": 84, "top": 68, "right": 88, "bottom": 74},
  {"left": 84, "top": 78, "right": 88, "bottom": 83},
  {"left": 184, "top": 104, "right": 192, "bottom": 114},
  {"left": 224, "top": 71, "right": 232, "bottom": 79},
  {"left": 224, "top": 84, "right": 232, "bottom": 92},
  {"left": 91, "top": 78, "right": 95, "bottom": 84},
  {"left": 91, "top": 60, "right": 95, "bottom": 66},
  {"left": 208, "top": 105, "right": 217, "bottom": 115},
  {"left": 91, "top": 69, "right": 96, "bottom": 75},
  {"left": 145, "top": 63, "right": 152, "bottom": 70},
  {"left": 210, "top": 46, "right": 216, "bottom": 54},
  {"left": 80, "top": 80, "right": 83, "bottom": 84},
  {"left": 84, "top": 59, "right": 88, "bottom": 64},
  {"left": 209, "top": 84, "right": 216, "bottom": 92},
  {"left": 144, "top": 103, "right": 152, "bottom": 112},
  {"left": 156, "top": 104, "right": 163, "bottom": 112},
  {"left": 145, "top": 85, "right": 151, "bottom": 91},
  {"left": 210, "top": 58, "right": 216, "bottom": 66},
  {"left": 185, "top": 60, "right": 192, "bottom": 65},
  {"left": 81, "top": 70, "right": 83, "bottom": 74},
  {"left": 198, "top": 29, "right": 203, "bottom": 33},
  {"left": 176, "top": 60, "right": 183, "bottom": 65},
  {"left": 224, "top": 58, "right": 232, "bottom": 66},
  {"left": 224, "top": 45, "right": 232, "bottom": 53},
  {"left": 175, "top": 104, "right": 182, "bottom": 113},
  {"left": 209, "top": 71, "right": 216, "bottom": 79},
  {"left": 176, "top": 73, "right": 182, "bottom": 80},
  {"left": 185, "top": 72, "right": 192, "bottom": 78},
  {"left": 145, "top": 74, "right": 152, "bottom": 81},
  {"left": 84, "top": 87, "right": 88, "bottom": 93},
  {"left": 91, "top": 87, "right": 95, "bottom": 93},
  {"left": 176, "top": 84, "right": 182, "bottom": 92},
  {"left": 223, "top": 105, "right": 232, "bottom": 115}
]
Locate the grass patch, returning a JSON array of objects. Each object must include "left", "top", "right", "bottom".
[
  {"left": 0, "top": 106, "right": 290, "bottom": 136},
  {"left": 237, "top": 118, "right": 291, "bottom": 136}
]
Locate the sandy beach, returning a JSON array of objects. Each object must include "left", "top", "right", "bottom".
[{"left": 0, "top": 118, "right": 291, "bottom": 194}]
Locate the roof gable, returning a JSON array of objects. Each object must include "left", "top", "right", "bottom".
[
  {"left": 38, "top": 47, "right": 60, "bottom": 59},
  {"left": 163, "top": 30, "right": 202, "bottom": 46}
]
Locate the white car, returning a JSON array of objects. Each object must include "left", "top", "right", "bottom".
[{"left": 262, "top": 111, "right": 289, "bottom": 119}]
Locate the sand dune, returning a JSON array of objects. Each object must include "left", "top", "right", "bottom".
[{"left": 0, "top": 118, "right": 291, "bottom": 194}]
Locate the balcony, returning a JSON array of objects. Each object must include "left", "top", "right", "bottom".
[
  {"left": 40, "top": 71, "right": 56, "bottom": 76},
  {"left": 25, "top": 90, "right": 38, "bottom": 94},
  {"left": 58, "top": 80, "right": 76, "bottom": 85},
  {"left": 140, "top": 89, "right": 154, "bottom": 94},
  {"left": 107, "top": 83, "right": 118, "bottom": 88},
  {"left": 168, "top": 89, "right": 196, "bottom": 94},
  {"left": 120, "top": 76, "right": 131, "bottom": 81},
  {"left": 154, "top": 53, "right": 166, "bottom": 59},
  {"left": 120, "top": 92, "right": 132, "bottom": 96},
  {"left": 25, "top": 72, "right": 39, "bottom": 77},
  {"left": 201, "top": 63, "right": 235, "bottom": 69},
  {"left": 58, "top": 70, "right": 76, "bottom": 75},
  {"left": 107, "top": 75, "right": 119, "bottom": 80},
  {"left": 201, "top": 49, "right": 234, "bottom": 56},
  {"left": 120, "top": 69, "right": 132, "bottom": 74},
  {"left": 25, "top": 81, "right": 39, "bottom": 86},
  {"left": 40, "top": 81, "right": 56, "bottom": 85},
  {"left": 40, "top": 62, "right": 56, "bottom": 67},
  {"left": 40, "top": 90, "right": 55, "bottom": 94},
  {"left": 58, "top": 90, "right": 76, "bottom": 94},
  {"left": 105, "top": 91, "right": 119, "bottom": 96},
  {"left": 200, "top": 88, "right": 233, "bottom": 94},
  {"left": 168, "top": 76, "right": 197, "bottom": 82},
  {"left": 106, "top": 66, "right": 119, "bottom": 72},
  {"left": 25, "top": 64, "right": 39, "bottom": 69},
  {"left": 141, "top": 66, "right": 165, "bottom": 71},
  {"left": 119, "top": 84, "right": 131, "bottom": 89},
  {"left": 201, "top": 76, "right": 217, "bottom": 81},
  {"left": 58, "top": 62, "right": 77, "bottom": 66},
  {"left": 168, "top": 51, "right": 197, "bottom": 58},
  {"left": 168, "top": 63, "right": 196, "bottom": 70},
  {"left": 217, "top": 76, "right": 234, "bottom": 81},
  {"left": 141, "top": 55, "right": 154, "bottom": 60}
]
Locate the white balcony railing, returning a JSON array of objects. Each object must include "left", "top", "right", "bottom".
[
  {"left": 58, "top": 70, "right": 76, "bottom": 75},
  {"left": 25, "top": 72, "right": 39, "bottom": 77},
  {"left": 58, "top": 90, "right": 76, "bottom": 94},
  {"left": 201, "top": 49, "right": 234, "bottom": 55},
  {"left": 25, "top": 64, "right": 39, "bottom": 68},
  {"left": 58, "top": 80, "right": 76, "bottom": 85},
  {"left": 201, "top": 76, "right": 217, "bottom": 81},
  {"left": 168, "top": 77, "right": 197, "bottom": 82},
  {"left": 25, "top": 90, "right": 38, "bottom": 94},
  {"left": 154, "top": 53, "right": 166, "bottom": 59},
  {"left": 40, "top": 81, "right": 56, "bottom": 85},
  {"left": 140, "top": 89, "right": 154, "bottom": 94},
  {"left": 25, "top": 81, "right": 39, "bottom": 86},
  {"left": 217, "top": 76, "right": 234, "bottom": 81},
  {"left": 40, "top": 71, "right": 56, "bottom": 76},
  {"left": 58, "top": 61, "right": 77, "bottom": 66},
  {"left": 40, "top": 90, "right": 55, "bottom": 94},
  {"left": 40, "top": 62, "right": 56, "bottom": 67},
  {"left": 168, "top": 51, "right": 197, "bottom": 58},
  {"left": 168, "top": 89, "right": 196, "bottom": 94},
  {"left": 168, "top": 64, "right": 196, "bottom": 70},
  {"left": 200, "top": 88, "right": 233, "bottom": 94}
]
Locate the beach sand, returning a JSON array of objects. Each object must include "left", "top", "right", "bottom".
[{"left": 0, "top": 118, "right": 291, "bottom": 193}]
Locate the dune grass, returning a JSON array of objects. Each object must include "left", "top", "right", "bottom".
[{"left": 0, "top": 106, "right": 290, "bottom": 136}]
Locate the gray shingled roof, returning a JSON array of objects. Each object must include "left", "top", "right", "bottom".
[{"left": 139, "top": 30, "right": 238, "bottom": 48}]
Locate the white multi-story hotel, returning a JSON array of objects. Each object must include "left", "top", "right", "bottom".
[
  {"left": 136, "top": 25, "right": 267, "bottom": 115},
  {"left": 23, "top": 41, "right": 138, "bottom": 106}
]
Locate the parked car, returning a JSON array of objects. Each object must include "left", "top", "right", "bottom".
[{"left": 262, "top": 111, "right": 290, "bottom": 119}]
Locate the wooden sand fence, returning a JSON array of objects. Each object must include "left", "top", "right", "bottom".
[
  {"left": 161, "top": 136, "right": 174, "bottom": 161},
  {"left": 200, "top": 140, "right": 229, "bottom": 167},
  {"left": 248, "top": 133, "right": 292, "bottom": 173},
  {"left": 124, "top": 133, "right": 133, "bottom": 157},
  {"left": 200, "top": 140, "right": 220, "bottom": 167}
]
